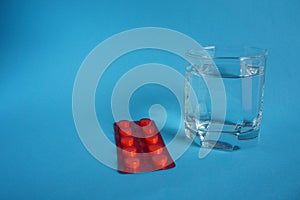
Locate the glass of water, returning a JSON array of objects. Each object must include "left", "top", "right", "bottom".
[{"left": 184, "top": 46, "right": 267, "bottom": 151}]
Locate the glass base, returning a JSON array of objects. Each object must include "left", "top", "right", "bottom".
[{"left": 185, "top": 125, "right": 259, "bottom": 151}]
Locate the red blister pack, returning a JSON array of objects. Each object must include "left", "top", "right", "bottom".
[{"left": 113, "top": 118, "right": 176, "bottom": 174}]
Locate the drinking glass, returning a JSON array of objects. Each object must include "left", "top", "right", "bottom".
[{"left": 184, "top": 46, "right": 267, "bottom": 151}]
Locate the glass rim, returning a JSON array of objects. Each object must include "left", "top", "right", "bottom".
[{"left": 186, "top": 46, "right": 268, "bottom": 60}]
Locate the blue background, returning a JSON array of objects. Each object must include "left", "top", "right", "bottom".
[{"left": 1, "top": 0, "right": 300, "bottom": 199}]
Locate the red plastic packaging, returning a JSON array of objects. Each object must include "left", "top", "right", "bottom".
[{"left": 114, "top": 118, "right": 176, "bottom": 173}]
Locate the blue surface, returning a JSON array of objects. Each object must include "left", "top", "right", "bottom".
[{"left": 1, "top": 0, "right": 300, "bottom": 199}]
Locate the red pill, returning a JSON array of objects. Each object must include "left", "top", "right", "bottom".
[
  {"left": 152, "top": 155, "right": 168, "bottom": 167},
  {"left": 124, "top": 157, "right": 140, "bottom": 169},
  {"left": 120, "top": 136, "right": 134, "bottom": 147},
  {"left": 147, "top": 144, "right": 163, "bottom": 154},
  {"left": 142, "top": 126, "right": 156, "bottom": 136},
  {"left": 145, "top": 135, "right": 159, "bottom": 144},
  {"left": 119, "top": 128, "right": 132, "bottom": 136},
  {"left": 139, "top": 118, "right": 152, "bottom": 127},
  {"left": 117, "top": 120, "right": 131, "bottom": 128},
  {"left": 122, "top": 146, "right": 137, "bottom": 157}
]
